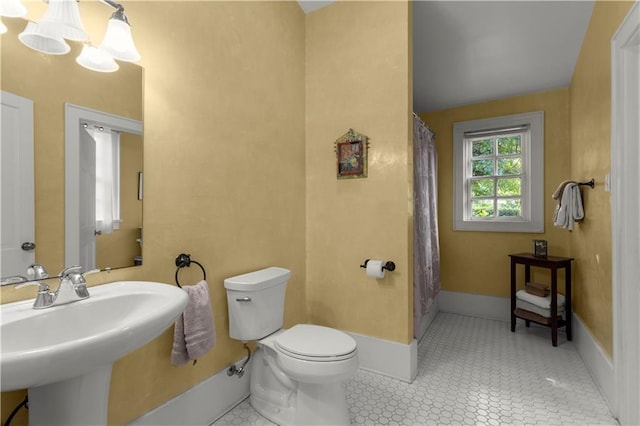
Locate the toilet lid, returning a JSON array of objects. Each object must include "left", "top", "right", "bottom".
[{"left": 275, "top": 324, "right": 356, "bottom": 359}]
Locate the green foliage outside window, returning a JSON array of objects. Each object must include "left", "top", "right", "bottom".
[
  {"left": 471, "top": 179, "right": 494, "bottom": 197},
  {"left": 471, "top": 199, "right": 494, "bottom": 217},
  {"left": 472, "top": 159, "right": 493, "bottom": 176},
  {"left": 498, "top": 199, "right": 522, "bottom": 216},
  {"left": 472, "top": 139, "right": 493, "bottom": 157},
  {"left": 497, "top": 136, "right": 521, "bottom": 154},
  {"left": 469, "top": 133, "right": 524, "bottom": 218},
  {"left": 497, "top": 178, "right": 521, "bottom": 196}
]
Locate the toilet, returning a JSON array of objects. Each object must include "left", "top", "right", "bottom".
[{"left": 224, "top": 267, "right": 358, "bottom": 426}]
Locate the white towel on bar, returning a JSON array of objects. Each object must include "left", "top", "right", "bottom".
[{"left": 553, "top": 183, "right": 584, "bottom": 230}]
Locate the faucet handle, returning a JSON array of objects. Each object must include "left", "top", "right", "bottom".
[
  {"left": 59, "top": 265, "right": 82, "bottom": 278},
  {"left": 15, "top": 281, "right": 53, "bottom": 309},
  {"left": 27, "top": 264, "right": 49, "bottom": 281}
]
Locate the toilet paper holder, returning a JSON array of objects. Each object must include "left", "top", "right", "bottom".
[{"left": 360, "top": 259, "right": 396, "bottom": 272}]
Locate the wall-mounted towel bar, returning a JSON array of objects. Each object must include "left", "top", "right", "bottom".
[
  {"left": 577, "top": 178, "right": 595, "bottom": 188},
  {"left": 174, "top": 253, "right": 206, "bottom": 288}
]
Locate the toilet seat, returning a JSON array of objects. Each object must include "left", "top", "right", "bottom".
[{"left": 274, "top": 324, "right": 357, "bottom": 362}]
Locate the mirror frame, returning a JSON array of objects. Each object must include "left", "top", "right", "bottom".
[{"left": 65, "top": 103, "right": 143, "bottom": 269}]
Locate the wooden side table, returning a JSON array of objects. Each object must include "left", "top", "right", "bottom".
[{"left": 509, "top": 253, "right": 574, "bottom": 346}]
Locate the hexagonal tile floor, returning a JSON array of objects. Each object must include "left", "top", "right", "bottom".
[{"left": 213, "top": 313, "right": 617, "bottom": 425}]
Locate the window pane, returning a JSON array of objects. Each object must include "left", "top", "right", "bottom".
[
  {"left": 497, "top": 157, "right": 521, "bottom": 175},
  {"left": 472, "top": 139, "right": 493, "bottom": 157},
  {"left": 497, "top": 199, "right": 522, "bottom": 217},
  {"left": 497, "top": 136, "right": 521, "bottom": 155},
  {"left": 471, "top": 179, "right": 494, "bottom": 197},
  {"left": 471, "top": 199, "right": 494, "bottom": 217},
  {"left": 472, "top": 159, "right": 494, "bottom": 176},
  {"left": 497, "top": 178, "right": 521, "bottom": 196}
]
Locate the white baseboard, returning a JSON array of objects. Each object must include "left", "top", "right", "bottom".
[
  {"left": 346, "top": 331, "right": 418, "bottom": 383},
  {"left": 438, "top": 290, "right": 510, "bottom": 322},
  {"left": 128, "top": 357, "right": 250, "bottom": 426},
  {"left": 571, "top": 313, "right": 615, "bottom": 414}
]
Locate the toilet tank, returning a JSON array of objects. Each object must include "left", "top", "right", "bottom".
[{"left": 224, "top": 267, "right": 291, "bottom": 342}]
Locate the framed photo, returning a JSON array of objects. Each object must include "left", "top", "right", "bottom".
[
  {"left": 533, "top": 239, "right": 547, "bottom": 258},
  {"left": 335, "top": 129, "right": 369, "bottom": 179}
]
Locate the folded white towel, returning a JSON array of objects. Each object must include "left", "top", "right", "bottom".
[
  {"left": 516, "top": 299, "right": 565, "bottom": 320},
  {"left": 553, "top": 183, "right": 584, "bottom": 230},
  {"left": 516, "top": 289, "right": 565, "bottom": 309},
  {"left": 172, "top": 280, "right": 216, "bottom": 366}
]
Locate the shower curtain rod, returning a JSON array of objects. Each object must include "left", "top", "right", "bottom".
[{"left": 413, "top": 112, "right": 435, "bottom": 137}]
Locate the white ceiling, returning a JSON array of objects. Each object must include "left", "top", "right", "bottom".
[
  {"left": 297, "top": 0, "right": 335, "bottom": 14},
  {"left": 413, "top": 1, "right": 595, "bottom": 112},
  {"left": 297, "top": 1, "right": 595, "bottom": 114}
]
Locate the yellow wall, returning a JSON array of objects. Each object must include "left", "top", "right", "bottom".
[
  {"left": 569, "top": 0, "right": 634, "bottom": 357},
  {"left": 420, "top": 88, "right": 573, "bottom": 297},
  {"left": 305, "top": 1, "right": 413, "bottom": 344},
  {"left": 1, "top": 1, "right": 307, "bottom": 424}
]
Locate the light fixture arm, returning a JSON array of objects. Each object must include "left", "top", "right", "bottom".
[{"left": 99, "top": 0, "right": 122, "bottom": 11}]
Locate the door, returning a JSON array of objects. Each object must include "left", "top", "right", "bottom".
[
  {"left": 79, "top": 126, "right": 96, "bottom": 271},
  {"left": 1, "top": 91, "right": 34, "bottom": 278},
  {"left": 611, "top": 2, "right": 640, "bottom": 424}
]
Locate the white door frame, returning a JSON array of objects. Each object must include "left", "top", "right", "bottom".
[
  {"left": 611, "top": 2, "right": 639, "bottom": 424},
  {"left": 64, "top": 104, "right": 142, "bottom": 269}
]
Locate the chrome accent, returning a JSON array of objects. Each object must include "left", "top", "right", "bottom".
[
  {"left": 227, "top": 343, "right": 252, "bottom": 378},
  {"left": 13, "top": 265, "right": 92, "bottom": 309},
  {"left": 21, "top": 241, "right": 36, "bottom": 251},
  {"left": 1, "top": 275, "right": 28, "bottom": 286},
  {"left": 236, "top": 297, "right": 252, "bottom": 302},
  {"left": 15, "top": 280, "right": 53, "bottom": 309}
]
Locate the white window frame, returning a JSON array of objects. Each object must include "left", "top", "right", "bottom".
[{"left": 453, "top": 111, "right": 544, "bottom": 233}]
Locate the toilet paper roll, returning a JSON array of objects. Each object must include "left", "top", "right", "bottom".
[{"left": 366, "top": 260, "right": 385, "bottom": 278}]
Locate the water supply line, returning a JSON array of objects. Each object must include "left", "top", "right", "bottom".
[{"left": 227, "top": 343, "right": 251, "bottom": 378}]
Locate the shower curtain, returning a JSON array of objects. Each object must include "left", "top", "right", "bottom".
[{"left": 413, "top": 113, "right": 441, "bottom": 339}]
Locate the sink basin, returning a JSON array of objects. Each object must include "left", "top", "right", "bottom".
[{"left": 1, "top": 281, "right": 188, "bottom": 391}]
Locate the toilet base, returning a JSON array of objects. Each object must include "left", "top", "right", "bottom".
[
  {"left": 251, "top": 381, "right": 351, "bottom": 426},
  {"left": 294, "top": 381, "right": 351, "bottom": 425}
]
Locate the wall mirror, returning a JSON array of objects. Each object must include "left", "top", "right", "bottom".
[{"left": 0, "top": 16, "right": 143, "bottom": 281}]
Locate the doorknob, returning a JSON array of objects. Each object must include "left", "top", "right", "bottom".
[
  {"left": 95, "top": 230, "right": 102, "bottom": 236},
  {"left": 21, "top": 242, "right": 36, "bottom": 251}
]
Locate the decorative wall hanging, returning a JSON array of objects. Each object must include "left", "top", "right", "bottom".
[{"left": 335, "top": 128, "right": 370, "bottom": 179}]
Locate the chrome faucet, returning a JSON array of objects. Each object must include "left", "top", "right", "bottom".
[{"left": 15, "top": 265, "right": 94, "bottom": 309}]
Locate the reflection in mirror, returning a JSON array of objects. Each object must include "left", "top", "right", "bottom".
[
  {"left": 1, "top": 91, "right": 35, "bottom": 279},
  {"left": 0, "top": 16, "right": 143, "bottom": 281},
  {"left": 65, "top": 104, "right": 143, "bottom": 272}
]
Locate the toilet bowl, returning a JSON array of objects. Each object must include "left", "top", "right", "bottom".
[
  {"left": 224, "top": 268, "right": 359, "bottom": 425},
  {"left": 250, "top": 325, "right": 358, "bottom": 426}
]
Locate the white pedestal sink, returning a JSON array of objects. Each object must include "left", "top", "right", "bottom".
[{"left": 1, "top": 281, "right": 189, "bottom": 425}]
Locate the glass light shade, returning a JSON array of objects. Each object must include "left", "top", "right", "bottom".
[
  {"left": 76, "top": 44, "right": 119, "bottom": 73},
  {"left": 100, "top": 18, "right": 140, "bottom": 62},
  {"left": 18, "top": 21, "right": 71, "bottom": 55},
  {"left": 38, "top": 0, "right": 87, "bottom": 41},
  {"left": 0, "top": 0, "right": 27, "bottom": 18},
  {"left": 0, "top": 19, "right": 7, "bottom": 34}
]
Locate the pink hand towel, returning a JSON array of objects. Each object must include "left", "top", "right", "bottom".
[{"left": 172, "top": 280, "right": 216, "bottom": 366}]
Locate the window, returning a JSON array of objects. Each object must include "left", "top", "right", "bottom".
[
  {"left": 86, "top": 126, "right": 121, "bottom": 234},
  {"left": 453, "top": 111, "right": 544, "bottom": 232}
]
